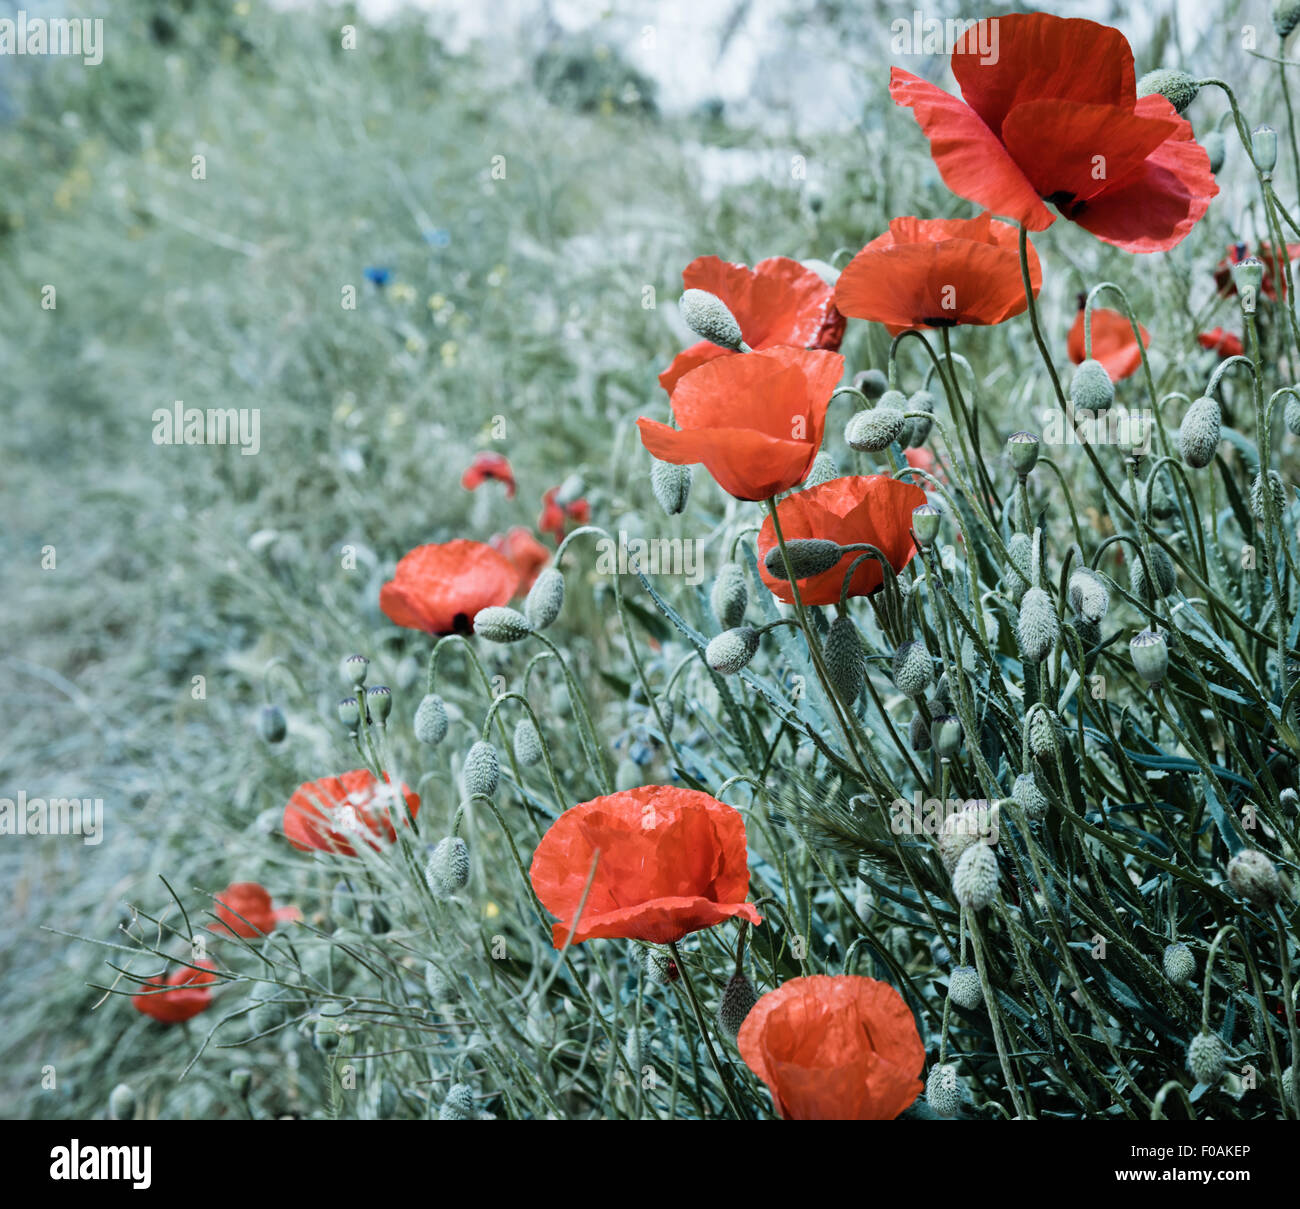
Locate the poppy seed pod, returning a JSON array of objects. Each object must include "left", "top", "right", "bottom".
[
  {"left": 1163, "top": 941, "right": 1196, "bottom": 984},
  {"left": 825, "top": 615, "right": 866, "bottom": 703},
  {"left": 258, "top": 703, "right": 287, "bottom": 744},
  {"left": 1253, "top": 124, "right": 1279, "bottom": 174},
  {"left": 1068, "top": 567, "right": 1110, "bottom": 623},
  {"left": 1018, "top": 587, "right": 1060, "bottom": 663},
  {"left": 1251, "top": 470, "right": 1287, "bottom": 519},
  {"left": 933, "top": 714, "right": 963, "bottom": 758},
  {"left": 1130, "top": 629, "right": 1169, "bottom": 684},
  {"left": 953, "top": 841, "right": 999, "bottom": 910},
  {"left": 926, "top": 1064, "right": 962, "bottom": 1117},
  {"left": 1179, "top": 396, "right": 1221, "bottom": 468},
  {"left": 912, "top": 503, "right": 941, "bottom": 546},
  {"left": 513, "top": 717, "right": 544, "bottom": 767},
  {"left": 892, "top": 639, "right": 933, "bottom": 697},
  {"left": 439, "top": 1083, "right": 476, "bottom": 1121},
  {"left": 650, "top": 458, "right": 692, "bottom": 516},
  {"left": 1203, "top": 129, "right": 1226, "bottom": 174},
  {"left": 906, "top": 389, "right": 936, "bottom": 447},
  {"left": 525, "top": 566, "right": 565, "bottom": 630},
  {"left": 1013, "top": 772, "right": 1048, "bottom": 822},
  {"left": 1070, "top": 358, "right": 1115, "bottom": 413},
  {"left": 949, "top": 965, "right": 983, "bottom": 1010},
  {"left": 763, "top": 538, "right": 844, "bottom": 581},
  {"left": 845, "top": 405, "right": 906, "bottom": 452},
  {"left": 1187, "top": 1031, "right": 1226, "bottom": 1085},
  {"left": 1276, "top": 0, "right": 1300, "bottom": 39},
  {"left": 341, "top": 653, "right": 370, "bottom": 686},
  {"left": 462, "top": 741, "right": 500, "bottom": 799},
  {"left": 473, "top": 606, "right": 533, "bottom": 643},
  {"left": 365, "top": 685, "right": 392, "bottom": 723},
  {"left": 108, "top": 1083, "right": 136, "bottom": 1121},
  {"left": 1227, "top": 848, "right": 1282, "bottom": 908},
  {"left": 1004, "top": 532, "right": 1032, "bottom": 605},
  {"left": 802, "top": 450, "right": 839, "bottom": 489},
  {"left": 854, "top": 368, "right": 888, "bottom": 399},
  {"left": 1233, "top": 257, "right": 1265, "bottom": 311},
  {"left": 1007, "top": 430, "right": 1040, "bottom": 476},
  {"left": 337, "top": 696, "right": 361, "bottom": 728},
  {"left": 414, "top": 693, "right": 449, "bottom": 746},
  {"left": 706, "top": 626, "right": 761, "bottom": 675},
  {"left": 1129, "top": 545, "right": 1176, "bottom": 600},
  {"left": 425, "top": 835, "right": 471, "bottom": 897},
  {"left": 679, "top": 288, "right": 744, "bottom": 350},
  {"left": 716, "top": 972, "right": 760, "bottom": 1042},
  {"left": 1136, "top": 68, "right": 1200, "bottom": 114},
  {"left": 711, "top": 562, "right": 748, "bottom": 630}
]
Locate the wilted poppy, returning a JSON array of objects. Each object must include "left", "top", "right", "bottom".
[
  {"left": 835, "top": 213, "right": 1040, "bottom": 335},
  {"left": 1214, "top": 241, "right": 1300, "bottom": 301},
  {"left": 210, "top": 882, "right": 301, "bottom": 938},
  {"left": 1197, "top": 327, "right": 1244, "bottom": 359},
  {"left": 890, "top": 14, "right": 1217, "bottom": 252},
  {"left": 757, "top": 476, "right": 927, "bottom": 605},
  {"left": 132, "top": 960, "right": 218, "bottom": 1025},
  {"left": 737, "top": 974, "right": 924, "bottom": 1120},
  {"left": 491, "top": 526, "right": 550, "bottom": 593},
  {"left": 659, "top": 256, "right": 844, "bottom": 395},
  {"left": 461, "top": 451, "right": 517, "bottom": 498},
  {"left": 528, "top": 785, "right": 762, "bottom": 948},
  {"left": 1067, "top": 304, "right": 1150, "bottom": 382},
  {"left": 380, "top": 539, "right": 516, "bottom": 635},
  {"left": 538, "top": 487, "right": 590, "bottom": 544},
  {"left": 283, "top": 769, "right": 420, "bottom": 856},
  {"left": 639, "top": 346, "right": 844, "bottom": 501}
]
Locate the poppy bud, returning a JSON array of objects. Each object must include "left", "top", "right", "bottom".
[
  {"left": 763, "top": 538, "right": 844, "bottom": 580},
  {"left": 802, "top": 450, "right": 839, "bottom": 489},
  {"left": 1163, "top": 941, "right": 1195, "bottom": 984},
  {"left": 908, "top": 711, "right": 932, "bottom": 752},
  {"left": 1067, "top": 567, "right": 1110, "bottom": 623},
  {"left": 474, "top": 606, "right": 533, "bottom": 643},
  {"left": 1136, "top": 68, "right": 1199, "bottom": 114},
  {"left": 230, "top": 1068, "right": 252, "bottom": 1096},
  {"left": 1004, "top": 532, "right": 1032, "bottom": 605},
  {"left": 825, "top": 615, "right": 866, "bottom": 703},
  {"left": 341, "top": 653, "right": 369, "bottom": 686},
  {"left": 1130, "top": 629, "right": 1169, "bottom": 684},
  {"left": 854, "top": 368, "right": 888, "bottom": 399},
  {"left": 513, "top": 717, "right": 544, "bottom": 766},
  {"left": 1203, "top": 129, "right": 1226, "bottom": 174},
  {"left": 649, "top": 694, "right": 674, "bottom": 736},
  {"left": 938, "top": 804, "right": 990, "bottom": 873},
  {"left": 711, "top": 562, "right": 748, "bottom": 630},
  {"left": 1233, "top": 257, "right": 1265, "bottom": 311},
  {"left": 1007, "top": 430, "right": 1040, "bottom": 476},
  {"left": 642, "top": 947, "right": 679, "bottom": 985},
  {"left": 1018, "top": 587, "right": 1060, "bottom": 663},
  {"left": 1139, "top": 473, "right": 1178, "bottom": 520},
  {"left": 337, "top": 696, "right": 361, "bottom": 728},
  {"left": 650, "top": 458, "right": 692, "bottom": 516},
  {"left": 1179, "top": 396, "right": 1221, "bottom": 468},
  {"left": 912, "top": 503, "right": 941, "bottom": 547},
  {"left": 706, "top": 626, "right": 760, "bottom": 675},
  {"left": 1282, "top": 787, "right": 1299, "bottom": 810},
  {"left": 1227, "top": 848, "right": 1282, "bottom": 908},
  {"left": 716, "top": 972, "right": 759, "bottom": 1042},
  {"left": 680, "top": 288, "right": 744, "bottom": 350},
  {"left": 1251, "top": 469, "right": 1287, "bottom": 519},
  {"left": 425, "top": 961, "right": 456, "bottom": 1004},
  {"left": 555, "top": 473, "right": 585, "bottom": 508},
  {"left": 892, "top": 639, "right": 933, "bottom": 697},
  {"left": 258, "top": 703, "right": 287, "bottom": 744},
  {"left": 906, "top": 389, "right": 936, "bottom": 447},
  {"left": 1028, "top": 707, "right": 1063, "bottom": 761},
  {"left": 414, "top": 694, "right": 449, "bottom": 745},
  {"left": 1287, "top": 394, "right": 1300, "bottom": 436},
  {"left": 845, "top": 405, "right": 906, "bottom": 451},
  {"left": 425, "top": 836, "right": 471, "bottom": 897},
  {"left": 1013, "top": 772, "right": 1048, "bottom": 822},
  {"left": 1253, "top": 124, "right": 1279, "bottom": 174},
  {"left": 1187, "top": 1031, "right": 1225, "bottom": 1085},
  {"left": 439, "top": 1083, "right": 476, "bottom": 1121},
  {"left": 108, "top": 1083, "right": 136, "bottom": 1121},
  {"left": 1070, "top": 358, "right": 1115, "bottom": 413},
  {"left": 949, "top": 965, "right": 983, "bottom": 1010},
  {"left": 366, "top": 685, "right": 392, "bottom": 724},
  {"left": 953, "top": 841, "right": 998, "bottom": 910},
  {"left": 1129, "top": 545, "right": 1176, "bottom": 601},
  {"left": 1275, "top": 0, "right": 1300, "bottom": 38},
  {"left": 462, "top": 740, "right": 500, "bottom": 799},
  {"left": 525, "top": 567, "right": 565, "bottom": 630},
  {"left": 926, "top": 1064, "right": 962, "bottom": 1118},
  {"left": 932, "top": 713, "right": 963, "bottom": 758}
]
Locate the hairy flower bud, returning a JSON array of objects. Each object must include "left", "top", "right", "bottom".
[
  {"left": 711, "top": 562, "right": 748, "bottom": 630},
  {"left": 845, "top": 405, "right": 906, "bottom": 452},
  {"left": 953, "top": 841, "right": 999, "bottom": 910},
  {"left": 825, "top": 615, "right": 865, "bottom": 703},
  {"left": 439, "top": 1083, "right": 476, "bottom": 1121},
  {"left": 1251, "top": 470, "right": 1287, "bottom": 519},
  {"left": 1163, "top": 941, "right": 1195, "bottom": 984},
  {"left": 108, "top": 1083, "right": 136, "bottom": 1121},
  {"left": 909, "top": 710, "right": 932, "bottom": 752},
  {"left": 949, "top": 965, "right": 983, "bottom": 1010},
  {"left": 425, "top": 836, "right": 471, "bottom": 897},
  {"left": 1070, "top": 358, "right": 1115, "bottom": 413},
  {"left": 1179, "top": 396, "right": 1221, "bottom": 468},
  {"left": 1130, "top": 629, "right": 1169, "bottom": 684},
  {"left": 926, "top": 1064, "right": 962, "bottom": 1117},
  {"left": 892, "top": 639, "right": 933, "bottom": 697},
  {"left": 1012, "top": 772, "right": 1048, "bottom": 822},
  {"left": 1004, "top": 532, "right": 1032, "bottom": 605},
  {"left": 1129, "top": 545, "right": 1176, "bottom": 601},
  {"left": 1276, "top": 0, "right": 1300, "bottom": 38},
  {"left": 513, "top": 717, "right": 544, "bottom": 766},
  {"left": 764, "top": 538, "right": 844, "bottom": 580},
  {"left": 1007, "top": 430, "right": 1040, "bottom": 476},
  {"left": 642, "top": 947, "right": 679, "bottom": 985},
  {"left": 1068, "top": 567, "right": 1110, "bottom": 623},
  {"left": 462, "top": 741, "right": 500, "bottom": 799},
  {"left": 524, "top": 567, "right": 565, "bottom": 630},
  {"left": 1203, "top": 129, "right": 1226, "bottom": 174},
  {"left": 854, "top": 368, "right": 888, "bottom": 399},
  {"left": 474, "top": 606, "right": 533, "bottom": 643},
  {"left": 1028, "top": 707, "right": 1063, "bottom": 761},
  {"left": 1287, "top": 394, "right": 1300, "bottom": 436},
  {"left": 1227, "top": 848, "right": 1282, "bottom": 908},
  {"left": 680, "top": 288, "right": 743, "bottom": 350},
  {"left": 258, "top": 703, "right": 287, "bottom": 744},
  {"left": 1187, "top": 1031, "right": 1225, "bottom": 1085},
  {"left": 650, "top": 458, "right": 692, "bottom": 516},
  {"left": 907, "top": 389, "right": 936, "bottom": 447},
  {"left": 716, "top": 973, "right": 759, "bottom": 1042},
  {"left": 706, "top": 626, "right": 760, "bottom": 675},
  {"left": 1018, "top": 587, "right": 1060, "bottom": 663},
  {"left": 414, "top": 694, "right": 449, "bottom": 746},
  {"left": 1136, "top": 68, "right": 1200, "bottom": 114}
]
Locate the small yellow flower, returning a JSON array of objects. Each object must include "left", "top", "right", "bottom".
[
  {"left": 404, "top": 334, "right": 424, "bottom": 354},
  {"left": 427, "top": 293, "right": 446, "bottom": 311},
  {"left": 484, "top": 901, "right": 500, "bottom": 919},
  {"left": 390, "top": 281, "right": 416, "bottom": 304},
  {"left": 234, "top": 0, "right": 251, "bottom": 15},
  {"left": 440, "top": 340, "right": 459, "bottom": 367}
]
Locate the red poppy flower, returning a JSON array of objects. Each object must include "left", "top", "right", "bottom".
[
  {"left": 835, "top": 213, "right": 1040, "bottom": 335},
  {"left": 1214, "top": 241, "right": 1300, "bottom": 301},
  {"left": 538, "top": 487, "right": 590, "bottom": 544},
  {"left": 380, "top": 539, "right": 515, "bottom": 635},
  {"left": 490, "top": 526, "right": 551, "bottom": 594},
  {"left": 890, "top": 14, "right": 1217, "bottom": 252},
  {"left": 659, "top": 256, "right": 844, "bottom": 395},
  {"left": 1067, "top": 305, "right": 1150, "bottom": 382},
  {"left": 737, "top": 975, "right": 924, "bottom": 1120},
  {"left": 210, "top": 882, "right": 302, "bottom": 938},
  {"left": 1197, "top": 327, "right": 1245, "bottom": 359},
  {"left": 461, "top": 451, "right": 516, "bottom": 498},
  {"left": 132, "top": 960, "right": 218, "bottom": 1025},
  {"left": 639, "top": 347, "right": 843, "bottom": 501},
  {"left": 528, "top": 785, "right": 762, "bottom": 948},
  {"left": 283, "top": 769, "right": 420, "bottom": 856},
  {"left": 757, "top": 476, "right": 927, "bottom": 605}
]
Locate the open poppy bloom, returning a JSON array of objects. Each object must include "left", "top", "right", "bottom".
[
  {"left": 639, "top": 347, "right": 844, "bottom": 501},
  {"left": 835, "top": 213, "right": 1040, "bottom": 335},
  {"left": 210, "top": 882, "right": 301, "bottom": 938},
  {"left": 737, "top": 975, "right": 924, "bottom": 1120},
  {"left": 490, "top": 526, "right": 550, "bottom": 594},
  {"left": 659, "top": 256, "right": 844, "bottom": 395},
  {"left": 1214, "top": 241, "right": 1300, "bottom": 301},
  {"left": 461, "top": 451, "right": 516, "bottom": 498},
  {"left": 890, "top": 14, "right": 1217, "bottom": 252},
  {"left": 1197, "top": 327, "right": 1245, "bottom": 359},
  {"left": 1067, "top": 304, "right": 1150, "bottom": 382},
  {"left": 283, "top": 770, "right": 420, "bottom": 856},
  {"left": 757, "top": 476, "right": 927, "bottom": 605},
  {"left": 380, "top": 539, "right": 516, "bottom": 635},
  {"left": 132, "top": 960, "right": 218, "bottom": 1025},
  {"left": 538, "top": 487, "right": 590, "bottom": 544},
  {"left": 528, "top": 785, "right": 762, "bottom": 948}
]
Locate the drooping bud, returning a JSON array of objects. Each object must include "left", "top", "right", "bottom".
[
  {"left": 825, "top": 615, "right": 865, "bottom": 703},
  {"left": 1275, "top": 0, "right": 1300, "bottom": 39},
  {"left": 462, "top": 741, "right": 500, "bottom": 799},
  {"left": 711, "top": 562, "right": 748, "bottom": 630},
  {"left": 1203, "top": 130, "right": 1226, "bottom": 174},
  {"left": 706, "top": 626, "right": 760, "bottom": 675},
  {"left": 845, "top": 405, "right": 906, "bottom": 452},
  {"left": 909, "top": 711, "right": 932, "bottom": 752},
  {"left": 1227, "top": 848, "right": 1282, "bottom": 908},
  {"left": 906, "top": 389, "right": 936, "bottom": 447},
  {"left": 802, "top": 450, "right": 838, "bottom": 489},
  {"left": 1129, "top": 545, "right": 1176, "bottom": 600},
  {"left": 365, "top": 685, "right": 392, "bottom": 724},
  {"left": 1140, "top": 473, "right": 1178, "bottom": 521},
  {"left": 926, "top": 1064, "right": 962, "bottom": 1117},
  {"left": 1253, "top": 124, "right": 1279, "bottom": 174},
  {"left": 1162, "top": 941, "right": 1196, "bottom": 984},
  {"left": 1136, "top": 68, "right": 1200, "bottom": 114},
  {"left": 513, "top": 717, "right": 544, "bottom": 766},
  {"left": 1187, "top": 1032, "right": 1225, "bottom": 1085},
  {"left": 949, "top": 965, "right": 983, "bottom": 1010},
  {"left": 680, "top": 288, "right": 743, "bottom": 350},
  {"left": 854, "top": 368, "right": 888, "bottom": 399},
  {"left": 763, "top": 539, "right": 843, "bottom": 581},
  {"left": 1012, "top": 772, "right": 1048, "bottom": 822},
  {"left": 108, "top": 1083, "right": 136, "bottom": 1121},
  {"left": 650, "top": 458, "right": 692, "bottom": 516},
  {"left": 1179, "top": 396, "right": 1221, "bottom": 468},
  {"left": 892, "top": 640, "right": 933, "bottom": 697},
  {"left": 912, "top": 503, "right": 941, "bottom": 547},
  {"left": 439, "top": 1083, "right": 476, "bottom": 1121},
  {"left": 1251, "top": 470, "right": 1287, "bottom": 519},
  {"left": 425, "top": 836, "right": 471, "bottom": 897},
  {"left": 1018, "top": 587, "right": 1060, "bottom": 663},
  {"left": 642, "top": 947, "right": 679, "bottom": 985},
  {"left": 1067, "top": 567, "right": 1110, "bottom": 623},
  {"left": 524, "top": 567, "right": 565, "bottom": 630},
  {"left": 1130, "top": 629, "right": 1169, "bottom": 684},
  {"left": 414, "top": 694, "right": 449, "bottom": 745},
  {"left": 716, "top": 973, "right": 759, "bottom": 1042},
  {"left": 1287, "top": 394, "right": 1300, "bottom": 436},
  {"left": 474, "top": 606, "right": 533, "bottom": 643},
  {"left": 1070, "top": 358, "right": 1115, "bottom": 413},
  {"left": 258, "top": 704, "right": 287, "bottom": 744},
  {"left": 337, "top": 696, "right": 361, "bottom": 728},
  {"left": 341, "top": 654, "right": 370, "bottom": 686},
  {"left": 953, "top": 841, "right": 999, "bottom": 910},
  {"left": 1007, "top": 430, "right": 1041, "bottom": 476},
  {"left": 932, "top": 714, "right": 963, "bottom": 758}
]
